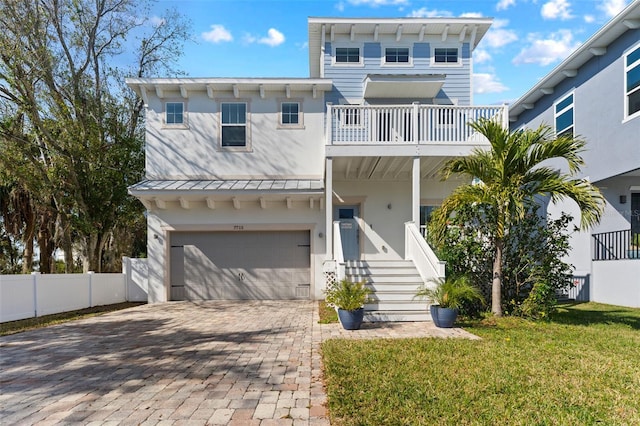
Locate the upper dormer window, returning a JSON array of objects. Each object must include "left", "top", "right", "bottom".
[
  {"left": 336, "top": 47, "right": 360, "bottom": 63},
  {"left": 385, "top": 47, "right": 410, "bottom": 64},
  {"left": 625, "top": 43, "right": 640, "bottom": 119},
  {"left": 433, "top": 47, "right": 459, "bottom": 65},
  {"left": 164, "top": 101, "right": 187, "bottom": 128},
  {"left": 554, "top": 92, "right": 574, "bottom": 138}
]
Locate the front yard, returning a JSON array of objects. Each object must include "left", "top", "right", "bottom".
[{"left": 322, "top": 302, "right": 640, "bottom": 425}]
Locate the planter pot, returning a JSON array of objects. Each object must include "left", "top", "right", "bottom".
[
  {"left": 338, "top": 308, "right": 365, "bottom": 330},
  {"left": 430, "top": 305, "right": 458, "bottom": 328}
]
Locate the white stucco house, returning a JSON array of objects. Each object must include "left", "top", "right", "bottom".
[
  {"left": 126, "top": 16, "right": 509, "bottom": 320},
  {"left": 509, "top": 1, "right": 640, "bottom": 307}
]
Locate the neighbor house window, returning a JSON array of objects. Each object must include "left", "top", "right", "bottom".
[
  {"left": 385, "top": 47, "right": 410, "bottom": 63},
  {"left": 335, "top": 47, "right": 360, "bottom": 63},
  {"left": 555, "top": 92, "right": 574, "bottom": 137},
  {"left": 281, "top": 102, "right": 300, "bottom": 125},
  {"left": 625, "top": 43, "right": 640, "bottom": 119},
  {"left": 221, "top": 102, "right": 247, "bottom": 147},
  {"left": 165, "top": 102, "right": 184, "bottom": 125},
  {"left": 434, "top": 47, "right": 459, "bottom": 64}
]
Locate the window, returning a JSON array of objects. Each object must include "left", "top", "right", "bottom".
[
  {"left": 385, "top": 47, "right": 410, "bottom": 64},
  {"left": 625, "top": 43, "right": 640, "bottom": 119},
  {"left": 554, "top": 93, "right": 574, "bottom": 137},
  {"left": 221, "top": 103, "right": 247, "bottom": 147},
  {"left": 434, "top": 47, "right": 459, "bottom": 64},
  {"left": 281, "top": 102, "right": 299, "bottom": 125},
  {"left": 165, "top": 102, "right": 184, "bottom": 125},
  {"left": 335, "top": 47, "right": 360, "bottom": 63}
]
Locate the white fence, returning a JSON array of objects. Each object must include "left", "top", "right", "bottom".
[{"left": 0, "top": 257, "right": 149, "bottom": 323}]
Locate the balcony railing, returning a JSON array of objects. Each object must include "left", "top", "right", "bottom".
[
  {"left": 327, "top": 104, "right": 508, "bottom": 145},
  {"left": 592, "top": 229, "right": 640, "bottom": 261}
]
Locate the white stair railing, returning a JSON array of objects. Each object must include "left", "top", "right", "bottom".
[
  {"left": 333, "top": 221, "right": 346, "bottom": 280},
  {"left": 404, "top": 221, "right": 445, "bottom": 283}
]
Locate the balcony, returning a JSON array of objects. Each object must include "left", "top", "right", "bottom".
[{"left": 327, "top": 104, "right": 508, "bottom": 149}]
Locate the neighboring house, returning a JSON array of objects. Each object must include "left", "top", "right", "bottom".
[
  {"left": 126, "top": 16, "right": 508, "bottom": 320},
  {"left": 509, "top": 1, "right": 640, "bottom": 307}
]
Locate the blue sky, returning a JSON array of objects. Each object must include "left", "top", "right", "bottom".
[{"left": 151, "top": 0, "right": 633, "bottom": 105}]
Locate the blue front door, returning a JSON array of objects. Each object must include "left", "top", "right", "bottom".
[{"left": 335, "top": 205, "right": 360, "bottom": 260}]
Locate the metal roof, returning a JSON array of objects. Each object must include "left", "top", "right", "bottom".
[{"left": 129, "top": 179, "right": 325, "bottom": 196}]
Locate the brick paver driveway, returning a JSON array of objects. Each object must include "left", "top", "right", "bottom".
[{"left": 0, "top": 301, "right": 328, "bottom": 425}]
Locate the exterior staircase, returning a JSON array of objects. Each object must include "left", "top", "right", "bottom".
[{"left": 345, "top": 259, "right": 431, "bottom": 322}]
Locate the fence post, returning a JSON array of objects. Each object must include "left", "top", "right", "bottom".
[
  {"left": 122, "top": 256, "right": 130, "bottom": 302},
  {"left": 88, "top": 271, "right": 94, "bottom": 307},
  {"left": 31, "top": 272, "right": 40, "bottom": 317}
]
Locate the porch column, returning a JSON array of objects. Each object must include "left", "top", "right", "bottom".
[
  {"left": 412, "top": 156, "right": 420, "bottom": 224},
  {"left": 325, "top": 157, "right": 333, "bottom": 260}
]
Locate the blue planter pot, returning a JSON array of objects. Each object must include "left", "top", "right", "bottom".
[
  {"left": 338, "top": 308, "right": 365, "bottom": 330},
  {"left": 430, "top": 305, "right": 458, "bottom": 328}
]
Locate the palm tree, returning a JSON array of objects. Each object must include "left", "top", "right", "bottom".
[{"left": 429, "top": 118, "right": 604, "bottom": 316}]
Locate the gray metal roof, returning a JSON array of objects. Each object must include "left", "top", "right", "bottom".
[{"left": 129, "top": 179, "right": 325, "bottom": 195}]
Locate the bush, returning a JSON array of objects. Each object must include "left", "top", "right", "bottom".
[{"left": 324, "top": 278, "right": 371, "bottom": 312}]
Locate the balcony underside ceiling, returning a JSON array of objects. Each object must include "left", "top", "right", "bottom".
[{"left": 332, "top": 156, "right": 452, "bottom": 181}]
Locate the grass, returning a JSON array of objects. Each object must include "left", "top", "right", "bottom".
[
  {"left": 322, "top": 302, "right": 640, "bottom": 425},
  {"left": 318, "top": 300, "right": 338, "bottom": 324},
  {"left": 0, "top": 302, "right": 145, "bottom": 336}
]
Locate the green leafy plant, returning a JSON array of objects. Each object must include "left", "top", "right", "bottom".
[
  {"left": 324, "top": 278, "right": 372, "bottom": 312},
  {"left": 414, "top": 275, "right": 485, "bottom": 310}
]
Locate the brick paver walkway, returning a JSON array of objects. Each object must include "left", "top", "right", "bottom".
[{"left": 0, "top": 301, "right": 478, "bottom": 425}]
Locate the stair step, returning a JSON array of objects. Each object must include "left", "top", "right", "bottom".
[
  {"left": 369, "top": 291, "right": 422, "bottom": 301},
  {"left": 365, "top": 311, "right": 431, "bottom": 322},
  {"left": 351, "top": 275, "right": 423, "bottom": 284},
  {"left": 346, "top": 260, "right": 414, "bottom": 268},
  {"left": 365, "top": 300, "right": 426, "bottom": 311},
  {"left": 346, "top": 267, "right": 420, "bottom": 276},
  {"left": 366, "top": 283, "right": 423, "bottom": 292}
]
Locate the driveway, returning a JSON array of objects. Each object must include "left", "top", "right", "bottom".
[{"left": 0, "top": 301, "right": 478, "bottom": 425}]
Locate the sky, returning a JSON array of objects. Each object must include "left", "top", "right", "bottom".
[{"left": 151, "top": 0, "right": 635, "bottom": 105}]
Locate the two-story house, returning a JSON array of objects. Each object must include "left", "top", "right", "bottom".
[
  {"left": 127, "top": 16, "right": 507, "bottom": 320},
  {"left": 509, "top": 1, "right": 640, "bottom": 307}
]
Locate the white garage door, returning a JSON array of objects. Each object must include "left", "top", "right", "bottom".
[{"left": 170, "top": 231, "right": 311, "bottom": 300}]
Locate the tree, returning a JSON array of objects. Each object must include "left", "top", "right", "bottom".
[
  {"left": 0, "top": 0, "right": 190, "bottom": 272},
  {"left": 429, "top": 119, "right": 604, "bottom": 316}
]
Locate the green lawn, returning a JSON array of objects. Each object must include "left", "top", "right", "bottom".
[{"left": 322, "top": 302, "right": 640, "bottom": 425}]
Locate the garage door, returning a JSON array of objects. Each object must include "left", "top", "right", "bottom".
[{"left": 170, "top": 231, "right": 310, "bottom": 300}]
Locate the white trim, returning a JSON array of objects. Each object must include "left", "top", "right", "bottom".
[
  {"left": 380, "top": 44, "right": 414, "bottom": 67},
  {"left": 554, "top": 91, "right": 575, "bottom": 137},
  {"left": 430, "top": 44, "right": 462, "bottom": 67},
  {"left": 624, "top": 41, "right": 640, "bottom": 121},
  {"left": 162, "top": 100, "right": 188, "bottom": 129},
  {"left": 332, "top": 43, "right": 364, "bottom": 67}
]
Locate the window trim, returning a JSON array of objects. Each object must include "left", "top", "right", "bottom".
[
  {"left": 554, "top": 91, "right": 574, "bottom": 138},
  {"left": 163, "top": 101, "right": 188, "bottom": 129},
  {"left": 431, "top": 45, "right": 462, "bottom": 67},
  {"left": 624, "top": 41, "right": 640, "bottom": 121},
  {"left": 381, "top": 45, "right": 413, "bottom": 66},
  {"left": 332, "top": 43, "right": 364, "bottom": 67},
  {"left": 278, "top": 99, "right": 304, "bottom": 129},
  {"left": 218, "top": 100, "right": 251, "bottom": 152}
]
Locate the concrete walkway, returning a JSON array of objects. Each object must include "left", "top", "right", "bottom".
[{"left": 0, "top": 301, "right": 478, "bottom": 425}]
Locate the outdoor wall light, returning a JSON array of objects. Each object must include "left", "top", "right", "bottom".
[
  {"left": 387, "top": 203, "right": 392, "bottom": 210},
  {"left": 319, "top": 232, "right": 324, "bottom": 238},
  {"left": 620, "top": 195, "right": 627, "bottom": 204}
]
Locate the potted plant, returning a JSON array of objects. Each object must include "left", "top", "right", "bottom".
[
  {"left": 324, "top": 278, "right": 372, "bottom": 330},
  {"left": 414, "top": 275, "right": 484, "bottom": 328}
]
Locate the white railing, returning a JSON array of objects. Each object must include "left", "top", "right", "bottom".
[
  {"left": 328, "top": 104, "right": 508, "bottom": 145},
  {"left": 405, "top": 221, "right": 446, "bottom": 283},
  {"left": 333, "top": 221, "right": 346, "bottom": 280}
]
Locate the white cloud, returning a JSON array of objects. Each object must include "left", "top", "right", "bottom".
[
  {"left": 244, "top": 28, "right": 286, "bottom": 47},
  {"left": 409, "top": 7, "right": 453, "bottom": 17},
  {"left": 583, "top": 14, "right": 595, "bottom": 23},
  {"left": 202, "top": 25, "right": 233, "bottom": 43},
  {"left": 597, "top": 0, "right": 628, "bottom": 17},
  {"left": 473, "top": 73, "right": 509, "bottom": 94},
  {"left": 482, "top": 19, "right": 518, "bottom": 48},
  {"left": 348, "top": 0, "right": 408, "bottom": 5},
  {"left": 496, "top": 0, "right": 516, "bottom": 11},
  {"left": 513, "top": 29, "right": 581, "bottom": 66},
  {"left": 148, "top": 16, "right": 166, "bottom": 27},
  {"left": 474, "top": 48, "right": 492, "bottom": 64},
  {"left": 460, "top": 12, "right": 484, "bottom": 18},
  {"left": 336, "top": 1, "right": 345, "bottom": 11},
  {"left": 541, "top": 0, "right": 574, "bottom": 20}
]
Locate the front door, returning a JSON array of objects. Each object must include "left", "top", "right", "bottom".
[
  {"left": 334, "top": 205, "right": 360, "bottom": 260},
  {"left": 632, "top": 193, "right": 640, "bottom": 238}
]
